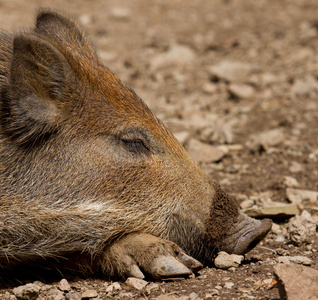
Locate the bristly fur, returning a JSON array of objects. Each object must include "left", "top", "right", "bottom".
[{"left": 0, "top": 10, "right": 270, "bottom": 283}]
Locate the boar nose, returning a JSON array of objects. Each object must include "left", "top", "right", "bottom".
[{"left": 220, "top": 213, "right": 272, "bottom": 255}]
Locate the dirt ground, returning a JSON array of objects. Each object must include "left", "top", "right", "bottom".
[{"left": 0, "top": 0, "right": 318, "bottom": 299}]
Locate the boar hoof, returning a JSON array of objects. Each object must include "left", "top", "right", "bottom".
[{"left": 101, "top": 233, "right": 203, "bottom": 280}]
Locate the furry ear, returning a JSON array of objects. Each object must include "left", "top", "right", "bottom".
[
  {"left": 35, "top": 10, "right": 99, "bottom": 60},
  {"left": 2, "top": 33, "right": 72, "bottom": 145}
]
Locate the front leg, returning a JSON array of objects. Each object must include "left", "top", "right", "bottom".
[{"left": 99, "top": 233, "right": 203, "bottom": 280}]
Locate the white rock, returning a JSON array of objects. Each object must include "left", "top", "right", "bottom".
[
  {"left": 291, "top": 76, "right": 318, "bottom": 98},
  {"left": 189, "top": 292, "right": 199, "bottom": 299},
  {"left": 277, "top": 256, "right": 313, "bottom": 266},
  {"left": 58, "top": 278, "right": 71, "bottom": 292},
  {"left": 208, "top": 60, "right": 255, "bottom": 82},
  {"left": 286, "top": 188, "right": 318, "bottom": 204},
  {"left": 246, "top": 128, "right": 285, "bottom": 150},
  {"left": 46, "top": 288, "right": 64, "bottom": 300},
  {"left": 289, "top": 161, "right": 303, "bottom": 173},
  {"left": 150, "top": 44, "right": 196, "bottom": 70},
  {"left": 214, "top": 251, "right": 244, "bottom": 269},
  {"left": 124, "top": 277, "right": 148, "bottom": 290},
  {"left": 228, "top": 83, "right": 255, "bottom": 99},
  {"left": 240, "top": 199, "right": 255, "bottom": 209},
  {"left": 81, "top": 289, "right": 98, "bottom": 299},
  {"left": 283, "top": 176, "right": 299, "bottom": 188},
  {"left": 288, "top": 211, "right": 318, "bottom": 245},
  {"left": 224, "top": 282, "right": 235, "bottom": 289},
  {"left": 13, "top": 283, "right": 41, "bottom": 300},
  {"left": 187, "top": 139, "right": 225, "bottom": 163},
  {"left": 110, "top": 7, "right": 131, "bottom": 21},
  {"left": 106, "top": 282, "right": 121, "bottom": 293},
  {"left": 202, "top": 82, "right": 217, "bottom": 94}
]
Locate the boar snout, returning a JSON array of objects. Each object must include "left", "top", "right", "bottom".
[{"left": 219, "top": 213, "right": 272, "bottom": 255}]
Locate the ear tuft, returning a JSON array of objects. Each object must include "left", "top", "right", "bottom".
[
  {"left": 1, "top": 33, "right": 71, "bottom": 146},
  {"left": 35, "top": 10, "right": 99, "bottom": 60}
]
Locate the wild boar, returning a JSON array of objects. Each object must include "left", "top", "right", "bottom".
[{"left": 0, "top": 10, "right": 272, "bottom": 280}]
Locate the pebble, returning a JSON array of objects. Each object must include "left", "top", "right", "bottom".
[
  {"left": 187, "top": 139, "right": 225, "bottom": 163},
  {"left": 277, "top": 255, "right": 313, "bottom": 266},
  {"left": 246, "top": 128, "right": 285, "bottom": 150},
  {"left": 12, "top": 283, "right": 41, "bottom": 300},
  {"left": 46, "top": 287, "right": 64, "bottom": 300},
  {"left": 58, "top": 278, "right": 71, "bottom": 292},
  {"left": 224, "top": 282, "right": 234, "bottom": 289},
  {"left": 208, "top": 60, "right": 255, "bottom": 82},
  {"left": 65, "top": 292, "right": 82, "bottom": 300},
  {"left": 150, "top": 44, "right": 196, "bottom": 71},
  {"left": 286, "top": 188, "right": 318, "bottom": 204},
  {"left": 289, "top": 161, "right": 303, "bottom": 173},
  {"left": 124, "top": 277, "right": 148, "bottom": 290},
  {"left": 228, "top": 83, "right": 255, "bottom": 99},
  {"left": 189, "top": 292, "right": 199, "bottom": 299},
  {"left": 282, "top": 176, "right": 299, "bottom": 188},
  {"left": 106, "top": 282, "right": 121, "bottom": 293},
  {"left": 288, "top": 210, "right": 318, "bottom": 245},
  {"left": 81, "top": 290, "right": 98, "bottom": 299},
  {"left": 110, "top": 7, "right": 131, "bottom": 21},
  {"left": 202, "top": 82, "right": 217, "bottom": 94},
  {"left": 214, "top": 251, "right": 244, "bottom": 269},
  {"left": 290, "top": 76, "right": 318, "bottom": 98}
]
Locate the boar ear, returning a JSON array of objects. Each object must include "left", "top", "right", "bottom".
[
  {"left": 2, "top": 33, "right": 71, "bottom": 145},
  {"left": 34, "top": 10, "right": 99, "bottom": 59}
]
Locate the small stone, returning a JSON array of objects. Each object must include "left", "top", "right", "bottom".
[
  {"left": 81, "top": 290, "right": 98, "bottom": 299},
  {"left": 214, "top": 251, "right": 244, "bottom": 269},
  {"left": 58, "top": 278, "right": 71, "bottom": 292},
  {"left": 246, "top": 128, "right": 285, "bottom": 150},
  {"left": 277, "top": 255, "right": 313, "bottom": 266},
  {"left": 189, "top": 292, "right": 199, "bottom": 299},
  {"left": 174, "top": 131, "right": 190, "bottom": 145},
  {"left": 79, "top": 14, "right": 92, "bottom": 26},
  {"left": 288, "top": 210, "right": 318, "bottom": 245},
  {"left": 228, "top": 83, "right": 255, "bottom": 99},
  {"left": 110, "top": 7, "right": 131, "bottom": 21},
  {"left": 202, "top": 82, "right": 217, "bottom": 94},
  {"left": 224, "top": 282, "right": 235, "bottom": 289},
  {"left": 187, "top": 139, "right": 225, "bottom": 163},
  {"left": 125, "top": 277, "right": 148, "bottom": 290},
  {"left": 240, "top": 199, "right": 254, "bottom": 209},
  {"left": 13, "top": 283, "right": 41, "bottom": 300},
  {"left": 145, "top": 282, "right": 160, "bottom": 294},
  {"left": 46, "top": 288, "right": 64, "bottom": 300},
  {"left": 150, "top": 44, "right": 196, "bottom": 71},
  {"left": 106, "top": 282, "right": 121, "bottom": 293},
  {"left": 274, "top": 264, "right": 318, "bottom": 300},
  {"left": 290, "top": 76, "right": 318, "bottom": 98},
  {"left": 65, "top": 292, "right": 81, "bottom": 300},
  {"left": 208, "top": 60, "right": 255, "bottom": 82},
  {"left": 275, "top": 235, "right": 285, "bottom": 243},
  {"left": 286, "top": 188, "right": 318, "bottom": 204},
  {"left": 289, "top": 161, "right": 303, "bottom": 173},
  {"left": 283, "top": 176, "right": 299, "bottom": 188}
]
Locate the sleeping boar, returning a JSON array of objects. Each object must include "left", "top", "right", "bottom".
[{"left": 0, "top": 10, "right": 271, "bottom": 280}]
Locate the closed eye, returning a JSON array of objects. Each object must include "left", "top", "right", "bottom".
[{"left": 121, "top": 138, "right": 150, "bottom": 152}]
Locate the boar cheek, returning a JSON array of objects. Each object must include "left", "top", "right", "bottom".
[{"left": 204, "top": 184, "right": 239, "bottom": 253}]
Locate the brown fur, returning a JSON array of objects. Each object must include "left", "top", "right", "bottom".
[{"left": 0, "top": 10, "right": 263, "bottom": 281}]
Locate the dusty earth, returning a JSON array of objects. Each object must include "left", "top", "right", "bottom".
[{"left": 0, "top": 0, "right": 318, "bottom": 299}]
